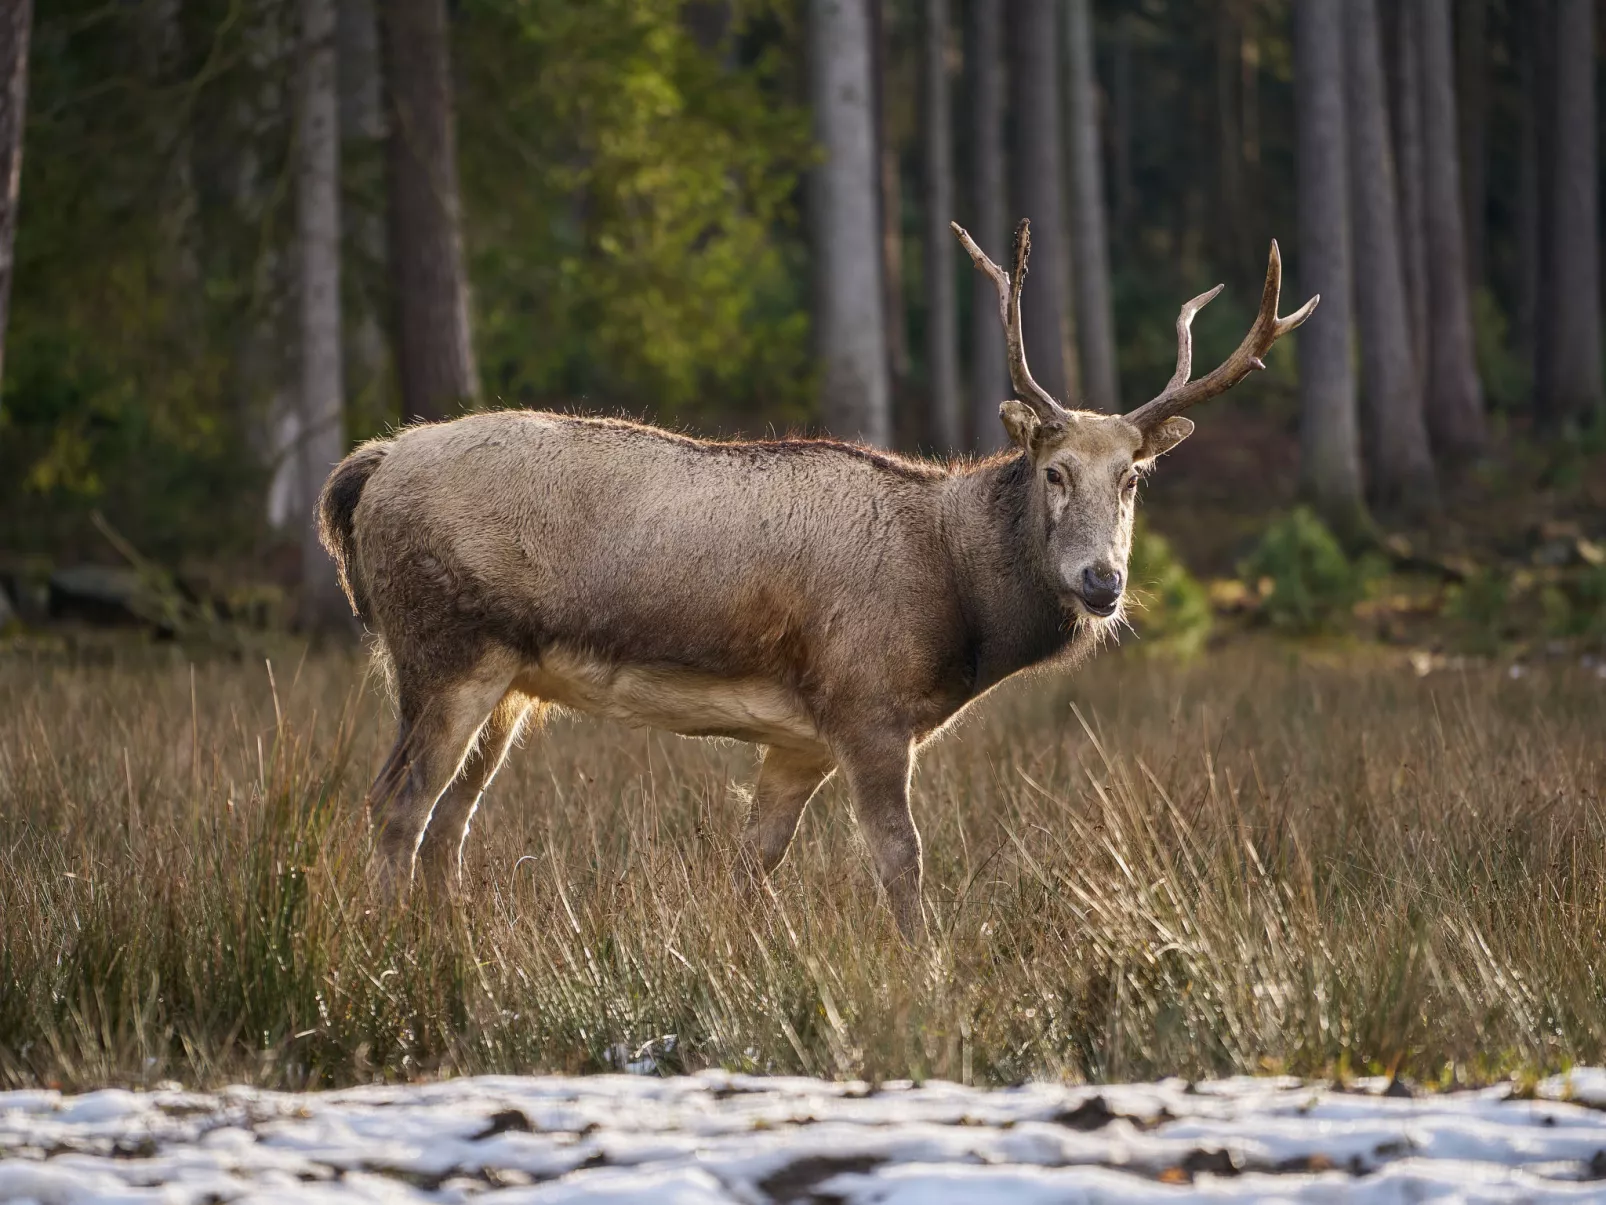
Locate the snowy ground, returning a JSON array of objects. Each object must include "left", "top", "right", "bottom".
[{"left": 6, "top": 1070, "right": 1606, "bottom": 1203}]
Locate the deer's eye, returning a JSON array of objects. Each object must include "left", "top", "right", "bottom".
[
  {"left": 1122, "top": 474, "right": 1139, "bottom": 495},
  {"left": 1044, "top": 467, "right": 1065, "bottom": 487}
]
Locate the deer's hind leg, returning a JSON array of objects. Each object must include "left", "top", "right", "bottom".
[
  {"left": 367, "top": 648, "right": 519, "bottom": 890},
  {"left": 736, "top": 744, "right": 835, "bottom": 889},
  {"left": 416, "top": 689, "right": 544, "bottom": 888}
]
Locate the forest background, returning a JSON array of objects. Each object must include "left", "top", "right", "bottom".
[{"left": 0, "top": 0, "right": 1602, "bottom": 645}]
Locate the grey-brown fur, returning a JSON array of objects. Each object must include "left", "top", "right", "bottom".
[
  {"left": 319, "top": 222, "right": 1313, "bottom": 940},
  {"left": 320, "top": 408, "right": 1179, "bottom": 938}
]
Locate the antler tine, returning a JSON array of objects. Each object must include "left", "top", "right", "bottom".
[
  {"left": 1125, "top": 239, "right": 1320, "bottom": 430},
  {"left": 950, "top": 218, "right": 1068, "bottom": 421},
  {"left": 1163, "top": 283, "right": 1225, "bottom": 393}
]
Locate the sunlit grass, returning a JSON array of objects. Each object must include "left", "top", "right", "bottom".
[{"left": 2, "top": 641, "right": 1604, "bottom": 1091}]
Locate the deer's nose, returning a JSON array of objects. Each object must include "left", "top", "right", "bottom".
[{"left": 1080, "top": 564, "right": 1124, "bottom": 609}]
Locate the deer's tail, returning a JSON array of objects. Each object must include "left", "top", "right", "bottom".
[{"left": 317, "top": 439, "right": 390, "bottom": 624}]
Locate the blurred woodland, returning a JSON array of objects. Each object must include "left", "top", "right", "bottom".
[{"left": 0, "top": 0, "right": 1603, "bottom": 642}]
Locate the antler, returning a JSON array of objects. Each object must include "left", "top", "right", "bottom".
[
  {"left": 951, "top": 218, "right": 1069, "bottom": 423},
  {"left": 1123, "top": 240, "right": 1320, "bottom": 431}
]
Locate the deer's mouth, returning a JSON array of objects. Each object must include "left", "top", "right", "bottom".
[{"left": 1068, "top": 591, "right": 1120, "bottom": 619}]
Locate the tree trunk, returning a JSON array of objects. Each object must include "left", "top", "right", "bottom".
[
  {"left": 1344, "top": 0, "right": 1436, "bottom": 517},
  {"left": 968, "top": 0, "right": 1008, "bottom": 451},
  {"left": 381, "top": 0, "right": 478, "bottom": 423},
  {"left": 1538, "top": 0, "right": 1601, "bottom": 427},
  {"left": 1515, "top": 4, "right": 1542, "bottom": 373},
  {"left": 241, "top": 0, "right": 299, "bottom": 538},
  {"left": 339, "top": 0, "right": 391, "bottom": 420},
  {"left": 1292, "top": 0, "right": 1367, "bottom": 539},
  {"left": 298, "top": 0, "right": 350, "bottom": 632},
  {"left": 1240, "top": 19, "right": 1262, "bottom": 261},
  {"left": 871, "top": 0, "right": 910, "bottom": 407},
  {"left": 1214, "top": 6, "right": 1252, "bottom": 287},
  {"left": 1533, "top": 0, "right": 1557, "bottom": 413},
  {"left": 1416, "top": 0, "right": 1486, "bottom": 458},
  {"left": 923, "top": 0, "right": 961, "bottom": 450},
  {"left": 1064, "top": 0, "right": 1118, "bottom": 411},
  {"left": 1455, "top": 0, "right": 1486, "bottom": 289},
  {"left": 140, "top": 0, "right": 203, "bottom": 328},
  {"left": 1110, "top": 12, "right": 1134, "bottom": 237},
  {"left": 1391, "top": 0, "right": 1429, "bottom": 393},
  {"left": 0, "top": 0, "right": 29, "bottom": 401},
  {"left": 1006, "top": 0, "right": 1076, "bottom": 405},
  {"left": 683, "top": 1, "right": 731, "bottom": 51},
  {"left": 810, "top": 0, "right": 892, "bottom": 446}
]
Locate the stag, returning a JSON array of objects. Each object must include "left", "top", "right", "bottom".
[{"left": 319, "top": 220, "right": 1316, "bottom": 939}]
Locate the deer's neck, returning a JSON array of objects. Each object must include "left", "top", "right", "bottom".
[{"left": 943, "top": 454, "right": 1084, "bottom": 696}]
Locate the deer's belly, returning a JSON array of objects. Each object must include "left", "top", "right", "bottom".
[{"left": 516, "top": 644, "right": 820, "bottom": 747}]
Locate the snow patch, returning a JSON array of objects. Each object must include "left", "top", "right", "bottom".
[{"left": 3, "top": 1071, "right": 1606, "bottom": 1202}]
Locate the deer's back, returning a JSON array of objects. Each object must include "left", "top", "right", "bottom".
[{"left": 351, "top": 412, "right": 970, "bottom": 735}]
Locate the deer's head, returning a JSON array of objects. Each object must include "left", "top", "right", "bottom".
[{"left": 954, "top": 219, "right": 1318, "bottom": 621}]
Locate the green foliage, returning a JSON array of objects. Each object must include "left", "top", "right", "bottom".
[
  {"left": 3, "top": 0, "right": 817, "bottom": 562},
  {"left": 1126, "top": 522, "right": 1213, "bottom": 658},
  {"left": 1445, "top": 569, "right": 1513, "bottom": 652},
  {"left": 1538, "top": 564, "right": 1606, "bottom": 643},
  {"left": 458, "top": 0, "right": 815, "bottom": 424},
  {"left": 1471, "top": 287, "right": 1529, "bottom": 415},
  {"left": 1, "top": 0, "right": 287, "bottom": 559},
  {"left": 1240, "top": 507, "right": 1379, "bottom": 633}
]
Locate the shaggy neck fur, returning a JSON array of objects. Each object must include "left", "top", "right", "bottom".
[{"left": 941, "top": 451, "right": 1105, "bottom": 697}]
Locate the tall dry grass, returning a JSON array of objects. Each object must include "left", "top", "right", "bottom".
[{"left": 1, "top": 641, "right": 1603, "bottom": 1091}]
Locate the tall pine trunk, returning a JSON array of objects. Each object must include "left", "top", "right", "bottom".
[
  {"left": 339, "top": 0, "right": 390, "bottom": 420},
  {"left": 1214, "top": 7, "right": 1253, "bottom": 286},
  {"left": 1515, "top": 6, "right": 1543, "bottom": 374},
  {"left": 871, "top": 0, "right": 910, "bottom": 404},
  {"left": 1533, "top": 0, "right": 1558, "bottom": 413},
  {"left": 1345, "top": 0, "right": 1436, "bottom": 516},
  {"left": 1064, "top": 0, "right": 1118, "bottom": 411},
  {"left": 810, "top": 0, "right": 891, "bottom": 446},
  {"left": 923, "top": 0, "right": 961, "bottom": 450},
  {"left": 381, "top": 0, "right": 478, "bottom": 423},
  {"left": 298, "top": 0, "right": 349, "bottom": 632},
  {"left": 1455, "top": 0, "right": 1487, "bottom": 289},
  {"left": 1006, "top": 0, "right": 1075, "bottom": 404},
  {"left": 968, "top": 0, "right": 1008, "bottom": 451},
  {"left": 0, "top": 0, "right": 28, "bottom": 403},
  {"left": 1293, "top": 0, "right": 1367, "bottom": 539},
  {"left": 1416, "top": 0, "right": 1486, "bottom": 459},
  {"left": 1110, "top": 14, "right": 1134, "bottom": 237},
  {"left": 1539, "top": 0, "right": 1601, "bottom": 427},
  {"left": 1391, "top": 1, "right": 1429, "bottom": 392}
]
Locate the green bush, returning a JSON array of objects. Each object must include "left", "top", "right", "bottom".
[
  {"left": 1240, "top": 507, "right": 1377, "bottom": 634},
  {"left": 1445, "top": 569, "right": 1513, "bottom": 652},
  {"left": 1575, "top": 565, "right": 1606, "bottom": 639},
  {"left": 1471, "top": 287, "right": 1529, "bottom": 414},
  {"left": 1126, "top": 523, "right": 1213, "bottom": 659},
  {"left": 1540, "top": 563, "right": 1606, "bottom": 642}
]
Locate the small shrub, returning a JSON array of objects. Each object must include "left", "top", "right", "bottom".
[
  {"left": 1550, "top": 563, "right": 1606, "bottom": 642},
  {"left": 1446, "top": 569, "right": 1513, "bottom": 652},
  {"left": 1239, "top": 508, "right": 1377, "bottom": 633},
  {"left": 1577, "top": 564, "right": 1606, "bottom": 634},
  {"left": 1126, "top": 523, "right": 1212, "bottom": 659},
  {"left": 1471, "top": 287, "right": 1528, "bottom": 414}
]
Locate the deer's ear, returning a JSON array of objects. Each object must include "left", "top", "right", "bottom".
[
  {"left": 1138, "top": 416, "right": 1194, "bottom": 462},
  {"left": 1000, "top": 400, "right": 1064, "bottom": 453},
  {"left": 999, "top": 400, "right": 1039, "bottom": 448}
]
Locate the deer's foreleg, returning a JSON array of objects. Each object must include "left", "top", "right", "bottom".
[{"left": 836, "top": 732, "right": 925, "bottom": 941}]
